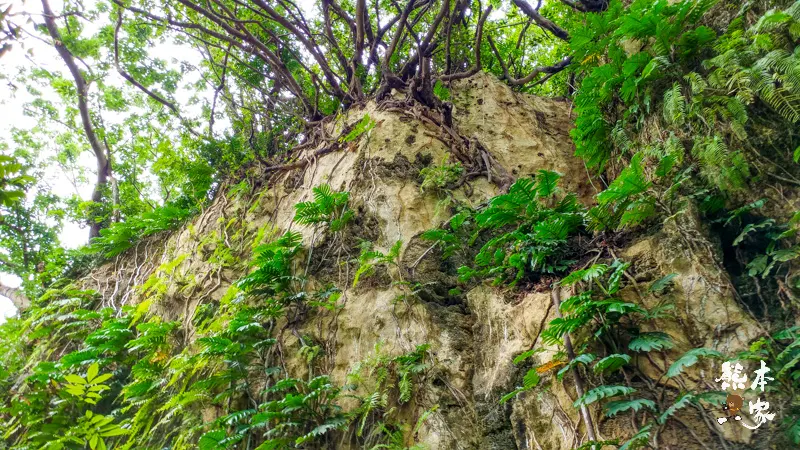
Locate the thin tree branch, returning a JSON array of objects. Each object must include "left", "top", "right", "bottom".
[
  {"left": 488, "top": 35, "right": 572, "bottom": 86},
  {"left": 512, "top": 0, "right": 570, "bottom": 41},
  {"left": 438, "top": 5, "right": 492, "bottom": 82},
  {"left": 114, "top": 10, "right": 179, "bottom": 114}
]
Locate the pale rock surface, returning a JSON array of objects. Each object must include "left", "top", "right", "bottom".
[{"left": 79, "top": 73, "right": 763, "bottom": 449}]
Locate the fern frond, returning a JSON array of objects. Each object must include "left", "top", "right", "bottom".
[{"left": 663, "top": 82, "right": 687, "bottom": 126}]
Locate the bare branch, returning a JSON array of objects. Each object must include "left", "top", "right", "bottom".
[
  {"left": 488, "top": 35, "right": 572, "bottom": 86},
  {"left": 114, "top": 10, "right": 178, "bottom": 114},
  {"left": 512, "top": 0, "right": 570, "bottom": 41},
  {"left": 558, "top": 0, "right": 588, "bottom": 12},
  {"left": 437, "top": 5, "right": 492, "bottom": 82}
]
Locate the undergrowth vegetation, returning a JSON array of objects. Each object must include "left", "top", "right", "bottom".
[{"left": 0, "top": 183, "right": 434, "bottom": 450}]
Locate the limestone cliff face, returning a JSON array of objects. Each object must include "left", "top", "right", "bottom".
[{"left": 80, "top": 73, "right": 760, "bottom": 449}]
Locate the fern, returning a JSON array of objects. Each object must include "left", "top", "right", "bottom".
[
  {"left": 419, "top": 157, "right": 463, "bottom": 193},
  {"left": 557, "top": 353, "right": 595, "bottom": 381},
  {"left": 657, "top": 393, "right": 696, "bottom": 424},
  {"left": 619, "top": 424, "right": 652, "bottom": 450},
  {"left": 535, "top": 169, "right": 562, "bottom": 198},
  {"left": 574, "top": 385, "right": 637, "bottom": 408},
  {"left": 666, "top": 347, "right": 724, "bottom": 378},
  {"left": 663, "top": 82, "right": 687, "bottom": 126},
  {"left": 294, "top": 184, "right": 353, "bottom": 232},
  {"left": 594, "top": 354, "right": 631, "bottom": 374},
  {"left": 449, "top": 174, "right": 583, "bottom": 285},
  {"left": 628, "top": 332, "right": 674, "bottom": 352},
  {"left": 499, "top": 368, "right": 541, "bottom": 404},
  {"left": 605, "top": 398, "right": 656, "bottom": 418}
]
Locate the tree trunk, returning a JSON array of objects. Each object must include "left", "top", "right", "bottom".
[
  {"left": 0, "top": 282, "right": 29, "bottom": 310},
  {"left": 41, "top": 0, "right": 112, "bottom": 239}
]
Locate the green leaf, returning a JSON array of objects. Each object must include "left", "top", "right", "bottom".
[
  {"left": 658, "top": 393, "right": 695, "bottom": 424},
  {"left": 629, "top": 332, "right": 674, "bottom": 352},
  {"left": 560, "top": 264, "right": 608, "bottom": 286},
  {"left": 339, "top": 114, "right": 375, "bottom": 143},
  {"left": 557, "top": 353, "right": 595, "bottom": 380},
  {"left": 666, "top": 348, "right": 724, "bottom": 378},
  {"left": 90, "top": 373, "right": 113, "bottom": 385},
  {"left": 619, "top": 424, "right": 652, "bottom": 450},
  {"left": 513, "top": 348, "right": 543, "bottom": 365},
  {"left": 605, "top": 398, "right": 656, "bottom": 417},
  {"left": 607, "top": 260, "right": 630, "bottom": 294},
  {"left": 64, "top": 374, "right": 86, "bottom": 385},
  {"left": 499, "top": 369, "right": 541, "bottom": 404},
  {"left": 733, "top": 220, "right": 775, "bottom": 246},
  {"left": 773, "top": 247, "right": 800, "bottom": 262},
  {"left": 433, "top": 80, "right": 451, "bottom": 101},
  {"left": 594, "top": 354, "right": 631, "bottom": 373},
  {"left": 597, "top": 153, "right": 650, "bottom": 205},
  {"left": 523, "top": 368, "right": 540, "bottom": 389},
  {"left": 620, "top": 199, "right": 655, "bottom": 228},
  {"left": 499, "top": 387, "right": 524, "bottom": 404},
  {"left": 199, "top": 430, "right": 227, "bottom": 450},
  {"left": 535, "top": 170, "right": 561, "bottom": 198},
  {"left": 785, "top": 416, "right": 800, "bottom": 445},
  {"left": 649, "top": 273, "right": 677, "bottom": 293},
  {"left": 574, "top": 385, "right": 636, "bottom": 408}
]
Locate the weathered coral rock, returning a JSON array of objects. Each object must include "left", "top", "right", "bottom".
[{"left": 80, "top": 74, "right": 763, "bottom": 449}]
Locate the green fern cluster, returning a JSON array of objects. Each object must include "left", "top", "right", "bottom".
[
  {"left": 0, "top": 288, "right": 133, "bottom": 449},
  {"left": 572, "top": 0, "right": 800, "bottom": 200},
  {"left": 199, "top": 376, "right": 348, "bottom": 449},
  {"left": 570, "top": 0, "right": 719, "bottom": 170},
  {"left": 0, "top": 187, "right": 437, "bottom": 450},
  {"left": 345, "top": 343, "right": 431, "bottom": 447},
  {"left": 295, "top": 184, "right": 354, "bottom": 232},
  {"left": 86, "top": 204, "right": 196, "bottom": 258},
  {"left": 503, "top": 261, "right": 747, "bottom": 449},
  {"left": 423, "top": 170, "right": 583, "bottom": 286},
  {"left": 353, "top": 240, "right": 403, "bottom": 288},
  {"left": 418, "top": 157, "right": 464, "bottom": 193}
]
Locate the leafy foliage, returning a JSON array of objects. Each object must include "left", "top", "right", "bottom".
[
  {"left": 0, "top": 155, "right": 33, "bottom": 208},
  {"left": 294, "top": 184, "right": 354, "bottom": 232},
  {"left": 418, "top": 157, "right": 464, "bottom": 193},
  {"left": 0, "top": 190, "right": 435, "bottom": 449},
  {"left": 448, "top": 171, "right": 584, "bottom": 285},
  {"left": 574, "top": 385, "right": 637, "bottom": 408},
  {"left": 87, "top": 204, "right": 196, "bottom": 257},
  {"left": 605, "top": 398, "right": 656, "bottom": 418},
  {"left": 666, "top": 347, "right": 724, "bottom": 378},
  {"left": 353, "top": 240, "right": 403, "bottom": 288},
  {"left": 3, "top": 0, "right": 800, "bottom": 448}
]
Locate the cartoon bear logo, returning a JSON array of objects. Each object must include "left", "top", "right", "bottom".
[{"left": 717, "top": 394, "right": 743, "bottom": 424}]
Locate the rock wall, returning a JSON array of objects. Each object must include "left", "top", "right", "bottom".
[{"left": 80, "top": 73, "right": 762, "bottom": 449}]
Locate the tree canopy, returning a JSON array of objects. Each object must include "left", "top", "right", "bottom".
[{"left": 0, "top": 0, "right": 588, "bottom": 297}]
